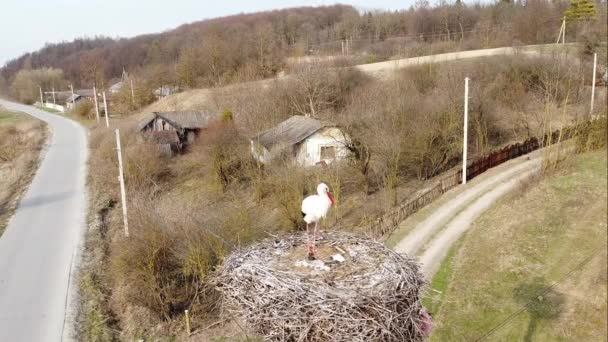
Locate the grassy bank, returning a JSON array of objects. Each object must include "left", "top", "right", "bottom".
[
  {"left": 430, "top": 150, "right": 607, "bottom": 341},
  {"left": 0, "top": 108, "right": 48, "bottom": 235}
]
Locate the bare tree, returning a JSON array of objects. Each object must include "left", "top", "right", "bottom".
[{"left": 288, "top": 64, "right": 338, "bottom": 117}]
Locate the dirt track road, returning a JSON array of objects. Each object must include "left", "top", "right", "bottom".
[
  {"left": 354, "top": 44, "right": 560, "bottom": 75},
  {"left": 147, "top": 43, "right": 575, "bottom": 113},
  {"left": 392, "top": 146, "right": 568, "bottom": 279}
]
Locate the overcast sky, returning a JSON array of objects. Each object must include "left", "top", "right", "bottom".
[{"left": 0, "top": 0, "right": 418, "bottom": 66}]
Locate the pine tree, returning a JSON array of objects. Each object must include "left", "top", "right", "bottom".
[{"left": 564, "top": 0, "right": 597, "bottom": 21}]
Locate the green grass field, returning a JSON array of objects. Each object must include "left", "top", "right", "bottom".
[
  {"left": 0, "top": 109, "right": 28, "bottom": 126},
  {"left": 429, "top": 151, "right": 607, "bottom": 341}
]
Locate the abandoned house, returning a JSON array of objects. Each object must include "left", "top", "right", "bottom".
[
  {"left": 137, "top": 111, "right": 218, "bottom": 153},
  {"left": 65, "top": 89, "right": 96, "bottom": 109},
  {"left": 66, "top": 94, "right": 84, "bottom": 110},
  {"left": 251, "top": 115, "right": 350, "bottom": 166}
]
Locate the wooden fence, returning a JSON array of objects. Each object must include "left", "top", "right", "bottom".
[{"left": 368, "top": 121, "right": 594, "bottom": 239}]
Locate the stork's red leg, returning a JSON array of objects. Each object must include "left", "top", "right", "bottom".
[
  {"left": 306, "top": 223, "right": 314, "bottom": 257},
  {"left": 312, "top": 222, "right": 319, "bottom": 256}
]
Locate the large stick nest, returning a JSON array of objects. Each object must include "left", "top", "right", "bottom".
[{"left": 213, "top": 231, "right": 427, "bottom": 341}]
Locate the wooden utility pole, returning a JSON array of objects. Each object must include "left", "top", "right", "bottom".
[
  {"left": 591, "top": 52, "right": 597, "bottom": 114},
  {"left": 69, "top": 84, "right": 75, "bottom": 110},
  {"left": 185, "top": 310, "right": 191, "bottom": 335},
  {"left": 462, "top": 77, "right": 469, "bottom": 185},
  {"left": 102, "top": 91, "right": 110, "bottom": 128},
  {"left": 562, "top": 18, "right": 566, "bottom": 44},
  {"left": 93, "top": 87, "right": 100, "bottom": 122},
  {"left": 556, "top": 17, "right": 566, "bottom": 44},
  {"left": 52, "top": 87, "right": 56, "bottom": 105},
  {"left": 115, "top": 129, "right": 129, "bottom": 237},
  {"left": 39, "top": 86, "right": 44, "bottom": 105},
  {"left": 341, "top": 40, "right": 345, "bottom": 56},
  {"left": 130, "top": 79, "right": 135, "bottom": 104},
  {"left": 346, "top": 37, "right": 350, "bottom": 56}
]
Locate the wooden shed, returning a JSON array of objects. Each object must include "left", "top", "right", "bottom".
[{"left": 138, "top": 111, "right": 218, "bottom": 148}]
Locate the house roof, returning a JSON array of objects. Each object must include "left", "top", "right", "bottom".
[
  {"left": 137, "top": 111, "right": 218, "bottom": 132},
  {"left": 252, "top": 115, "right": 333, "bottom": 150}
]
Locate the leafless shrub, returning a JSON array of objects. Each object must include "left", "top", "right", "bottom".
[
  {"left": 576, "top": 117, "right": 607, "bottom": 152},
  {"left": 73, "top": 101, "right": 94, "bottom": 118},
  {"left": 285, "top": 64, "right": 370, "bottom": 117}
]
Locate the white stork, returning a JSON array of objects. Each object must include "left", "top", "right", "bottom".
[{"left": 301, "top": 183, "right": 335, "bottom": 259}]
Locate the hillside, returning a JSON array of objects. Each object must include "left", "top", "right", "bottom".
[
  {"left": 429, "top": 151, "right": 607, "bottom": 341},
  {"left": 4, "top": 0, "right": 605, "bottom": 100},
  {"left": 1, "top": 5, "right": 356, "bottom": 88}
]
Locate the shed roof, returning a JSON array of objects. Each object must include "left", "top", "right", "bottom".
[
  {"left": 67, "top": 94, "right": 83, "bottom": 103},
  {"left": 137, "top": 111, "right": 218, "bottom": 132},
  {"left": 252, "top": 115, "right": 333, "bottom": 150},
  {"left": 137, "top": 113, "right": 157, "bottom": 131}
]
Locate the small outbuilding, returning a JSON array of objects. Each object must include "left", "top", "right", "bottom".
[
  {"left": 109, "top": 81, "right": 125, "bottom": 94},
  {"left": 138, "top": 111, "right": 218, "bottom": 151},
  {"left": 66, "top": 89, "right": 96, "bottom": 110},
  {"left": 66, "top": 94, "right": 82, "bottom": 110},
  {"left": 251, "top": 115, "right": 350, "bottom": 166}
]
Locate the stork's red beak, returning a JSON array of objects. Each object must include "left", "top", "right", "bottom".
[{"left": 328, "top": 192, "right": 335, "bottom": 206}]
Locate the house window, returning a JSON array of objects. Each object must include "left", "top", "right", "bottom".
[{"left": 320, "top": 145, "right": 336, "bottom": 160}]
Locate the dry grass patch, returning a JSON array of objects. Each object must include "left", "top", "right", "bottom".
[{"left": 0, "top": 108, "right": 47, "bottom": 235}]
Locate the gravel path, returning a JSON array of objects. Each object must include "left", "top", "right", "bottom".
[
  {"left": 391, "top": 144, "right": 575, "bottom": 279},
  {"left": 418, "top": 167, "right": 540, "bottom": 277},
  {"left": 394, "top": 156, "right": 542, "bottom": 256}
]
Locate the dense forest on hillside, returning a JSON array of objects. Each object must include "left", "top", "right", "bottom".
[{"left": 1, "top": 0, "right": 606, "bottom": 99}]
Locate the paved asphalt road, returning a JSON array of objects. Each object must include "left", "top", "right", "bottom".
[{"left": 0, "top": 100, "right": 87, "bottom": 342}]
